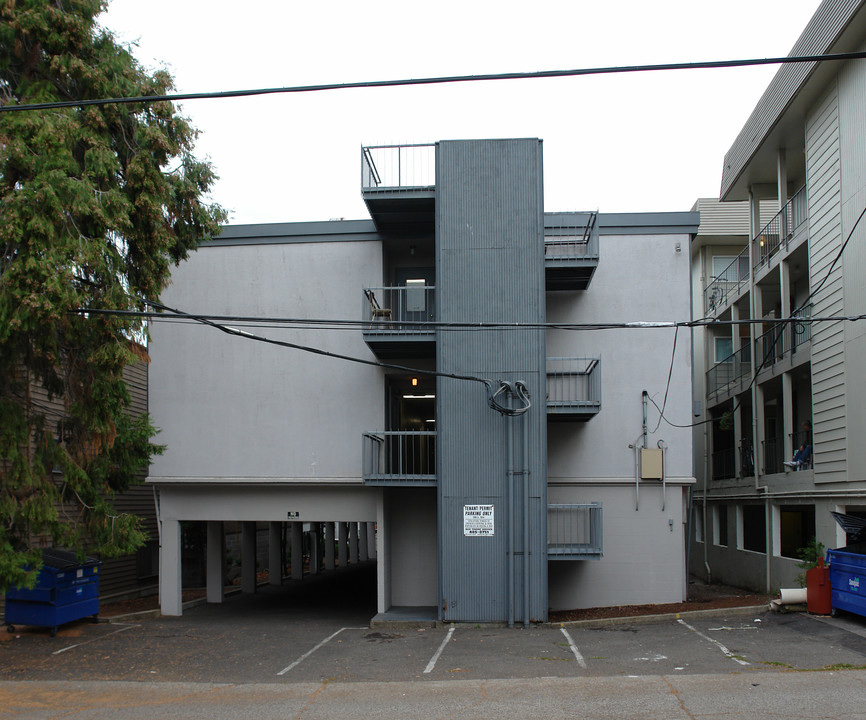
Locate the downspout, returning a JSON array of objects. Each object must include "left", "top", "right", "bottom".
[
  {"left": 697, "top": 241, "right": 711, "bottom": 583},
  {"left": 749, "top": 189, "right": 771, "bottom": 593},
  {"left": 522, "top": 402, "right": 530, "bottom": 628},
  {"left": 507, "top": 386, "right": 515, "bottom": 629}
]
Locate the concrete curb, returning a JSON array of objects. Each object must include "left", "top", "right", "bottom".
[{"left": 549, "top": 603, "right": 772, "bottom": 629}]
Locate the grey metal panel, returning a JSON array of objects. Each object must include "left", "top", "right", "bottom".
[
  {"left": 435, "top": 139, "right": 548, "bottom": 622},
  {"left": 805, "top": 81, "right": 848, "bottom": 484},
  {"left": 597, "top": 212, "right": 700, "bottom": 235},
  {"left": 208, "top": 219, "right": 381, "bottom": 246},
  {"left": 721, "top": 0, "right": 865, "bottom": 199}
]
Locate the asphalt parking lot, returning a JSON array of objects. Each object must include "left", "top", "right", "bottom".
[{"left": 3, "top": 564, "right": 866, "bottom": 686}]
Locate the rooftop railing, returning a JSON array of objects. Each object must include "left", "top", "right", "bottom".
[
  {"left": 544, "top": 213, "right": 599, "bottom": 262},
  {"left": 361, "top": 144, "right": 436, "bottom": 191},
  {"left": 548, "top": 503, "right": 603, "bottom": 559}
]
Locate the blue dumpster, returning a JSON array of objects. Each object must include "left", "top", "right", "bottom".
[
  {"left": 4, "top": 549, "right": 100, "bottom": 636},
  {"left": 827, "top": 548, "right": 866, "bottom": 619}
]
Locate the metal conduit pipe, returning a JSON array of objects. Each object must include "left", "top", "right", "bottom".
[
  {"left": 522, "top": 397, "right": 530, "bottom": 628},
  {"left": 507, "top": 386, "right": 515, "bottom": 629}
]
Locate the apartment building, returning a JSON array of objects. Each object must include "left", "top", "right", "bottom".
[
  {"left": 150, "top": 138, "right": 697, "bottom": 622},
  {"left": 690, "top": 0, "right": 866, "bottom": 591}
]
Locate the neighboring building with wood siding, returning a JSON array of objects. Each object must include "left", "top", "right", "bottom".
[{"left": 690, "top": 0, "right": 866, "bottom": 591}]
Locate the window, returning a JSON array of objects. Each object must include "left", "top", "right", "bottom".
[
  {"left": 712, "top": 254, "right": 748, "bottom": 282},
  {"left": 713, "top": 505, "right": 728, "bottom": 547},
  {"left": 779, "top": 505, "right": 816, "bottom": 559},
  {"left": 742, "top": 505, "right": 766, "bottom": 553},
  {"left": 714, "top": 337, "right": 734, "bottom": 363}
]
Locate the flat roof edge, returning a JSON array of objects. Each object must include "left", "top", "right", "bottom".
[
  {"left": 204, "top": 219, "right": 380, "bottom": 246},
  {"left": 598, "top": 211, "right": 700, "bottom": 235}
]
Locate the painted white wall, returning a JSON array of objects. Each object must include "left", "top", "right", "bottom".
[
  {"left": 548, "top": 484, "right": 687, "bottom": 609},
  {"left": 547, "top": 232, "right": 695, "bottom": 483},
  {"left": 149, "top": 239, "right": 385, "bottom": 481}
]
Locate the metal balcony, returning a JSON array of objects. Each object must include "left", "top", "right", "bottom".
[
  {"left": 548, "top": 503, "right": 603, "bottom": 559},
  {"left": 361, "top": 144, "right": 436, "bottom": 235},
  {"left": 755, "top": 185, "right": 808, "bottom": 272},
  {"left": 362, "top": 285, "right": 436, "bottom": 359},
  {"left": 544, "top": 212, "right": 599, "bottom": 290},
  {"left": 546, "top": 357, "right": 601, "bottom": 421},
  {"left": 362, "top": 431, "right": 437, "bottom": 486}
]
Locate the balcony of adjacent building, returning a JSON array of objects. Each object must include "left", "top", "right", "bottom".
[
  {"left": 708, "top": 372, "right": 813, "bottom": 484},
  {"left": 546, "top": 357, "right": 601, "bottom": 421},
  {"left": 361, "top": 144, "right": 435, "bottom": 236},
  {"left": 705, "top": 306, "right": 811, "bottom": 407},
  {"left": 362, "top": 283, "right": 436, "bottom": 359},
  {"left": 362, "top": 376, "right": 436, "bottom": 486},
  {"left": 544, "top": 212, "right": 599, "bottom": 291},
  {"left": 704, "top": 186, "right": 808, "bottom": 318}
]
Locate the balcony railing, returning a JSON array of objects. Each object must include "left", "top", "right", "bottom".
[
  {"left": 546, "top": 357, "right": 601, "bottom": 418},
  {"left": 754, "top": 305, "right": 812, "bottom": 370},
  {"left": 361, "top": 144, "right": 436, "bottom": 191},
  {"left": 707, "top": 306, "right": 811, "bottom": 400},
  {"left": 362, "top": 286, "right": 436, "bottom": 334},
  {"left": 362, "top": 431, "right": 436, "bottom": 485},
  {"left": 548, "top": 503, "right": 603, "bottom": 559},
  {"left": 544, "top": 213, "right": 599, "bottom": 261},
  {"left": 756, "top": 185, "right": 808, "bottom": 270},
  {"left": 762, "top": 435, "right": 783, "bottom": 475},
  {"left": 706, "top": 342, "right": 751, "bottom": 399},
  {"left": 712, "top": 448, "right": 735, "bottom": 480},
  {"left": 705, "top": 246, "right": 750, "bottom": 316}
]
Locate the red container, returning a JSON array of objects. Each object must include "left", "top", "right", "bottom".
[{"left": 806, "top": 557, "right": 832, "bottom": 615}]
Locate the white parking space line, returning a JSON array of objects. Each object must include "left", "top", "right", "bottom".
[
  {"left": 424, "top": 626, "right": 455, "bottom": 674},
  {"left": 677, "top": 618, "right": 750, "bottom": 666},
  {"left": 276, "top": 627, "right": 366, "bottom": 676},
  {"left": 559, "top": 628, "right": 587, "bottom": 668},
  {"left": 51, "top": 623, "right": 136, "bottom": 655}
]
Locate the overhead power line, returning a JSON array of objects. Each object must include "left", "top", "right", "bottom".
[{"left": 3, "top": 51, "right": 866, "bottom": 113}]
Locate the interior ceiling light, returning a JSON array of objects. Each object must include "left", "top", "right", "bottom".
[{"left": 403, "top": 394, "right": 435, "bottom": 399}]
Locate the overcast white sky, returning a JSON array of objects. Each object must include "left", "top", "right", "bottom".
[{"left": 101, "top": 0, "right": 822, "bottom": 226}]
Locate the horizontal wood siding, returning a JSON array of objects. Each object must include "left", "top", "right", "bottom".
[{"left": 805, "top": 81, "right": 847, "bottom": 484}]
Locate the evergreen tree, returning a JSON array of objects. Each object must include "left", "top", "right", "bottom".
[{"left": 0, "top": 0, "right": 226, "bottom": 590}]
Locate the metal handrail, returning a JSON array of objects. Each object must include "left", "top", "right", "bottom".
[
  {"left": 755, "top": 185, "right": 808, "bottom": 270},
  {"left": 361, "top": 143, "right": 436, "bottom": 190},
  {"left": 547, "top": 503, "right": 603, "bottom": 558},
  {"left": 544, "top": 213, "right": 599, "bottom": 261},
  {"left": 705, "top": 245, "right": 750, "bottom": 315},
  {"left": 363, "top": 430, "right": 436, "bottom": 481},
  {"left": 546, "top": 357, "right": 601, "bottom": 407},
  {"left": 362, "top": 286, "right": 436, "bottom": 333}
]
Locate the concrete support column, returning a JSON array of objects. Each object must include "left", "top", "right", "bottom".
[
  {"left": 206, "top": 521, "right": 225, "bottom": 604},
  {"left": 367, "top": 521, "right": 377, "bottom": 559},
  {"left": 291, "top": 522, "right": 304, "bottom": 580},
  {"left": 269, "top": 522, "right": 283, "bottom": 586},
  {"left": 377, "top": 490, "right": 389, "bottom": 614},
  {"left": 241, "top": 521, "right": 257, "bottom": 594},
  {"left": 349, "top": 522, "right": 359, "bottom": 564},
  {"left": 324, "top": 522, "right": 335, "bottom": 570},
  {"left": 309, "top": 523, "right": 321, "bottom": 575},
  {"left": 159, "top": 518, "right": 182, "bottom": 617},
  {"left": 338, "top": 522, "right": 348, "bottom": 567},
  {"left": 777, "top": 149, "right": 788, "bottom": 210},
  {"left": 359, "top": 522, "right": 369, "bottom": 562}
]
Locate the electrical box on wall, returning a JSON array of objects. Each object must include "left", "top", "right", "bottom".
[{"left": 640, "top": 448, "right": 664, "bottom": 480}]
